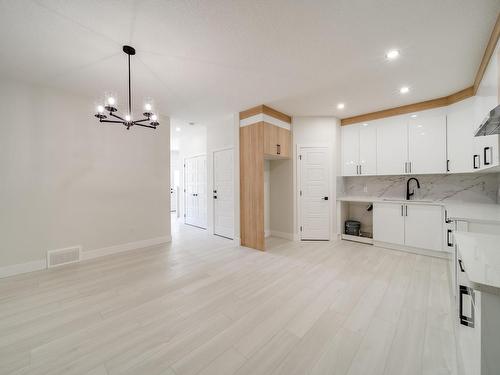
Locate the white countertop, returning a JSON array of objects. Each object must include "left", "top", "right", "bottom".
[
  {"left": 455, "top": 231, "right": 500, "bottom": 295},
  {"left": 338, "top": 196, "right": 500, "bottom": 224},
  {"left": 445, "top": 202, "right": 500, "bottom": 225},
  {"left": 337, "top": 196, "right": 444, "bottom": 206}
]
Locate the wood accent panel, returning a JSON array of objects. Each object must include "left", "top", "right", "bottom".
[
  {"left": 239, "top": 105, "right": 292, "bottom": 124},
  {"left": 240, "top": 123, "right": 265, "bottom": 251},
  {"left": 341, "top": 87, "right": 474, "bottom": 126},
  {"left": 474, "top": 13, "right": 500, "bottom": 94}
]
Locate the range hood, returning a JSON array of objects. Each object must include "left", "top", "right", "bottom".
[{"left": 475, "top": 104, "right": 500, "bottom": 136}]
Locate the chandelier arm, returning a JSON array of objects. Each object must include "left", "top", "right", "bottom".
[
  {"left": 134, "top": 123, "right": 157, "bottom": 129},
  {"left": 132, "top": 118, "right": 151, "bottom": 123},
  {"left": 100, "top": 119, "right": 126, "bottom": 124},
  {"left": 109, "top": 112, "right": 126, "bottom": 122}
]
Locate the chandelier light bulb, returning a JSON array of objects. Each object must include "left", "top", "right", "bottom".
[
  {"left": 96, "top": 105, "right": 104, "bottom": 113},
  {"left": 151, "top": 114, "right": 158, "bottom": 122},
  {"left": 144, "top": 103, "right": 152, "bottom": 111},
  {"left": 107, "top": 96, "right": 116, "bottom": 106},
  {"left": 125, "top": 114, "right": 131, "bottom": 122}
]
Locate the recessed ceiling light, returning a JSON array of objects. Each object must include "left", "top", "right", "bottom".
[
  {"left": 385, "top": 49, "right": 400, "bottom": 60},
  {"left": 400, "top": 86, "right": 410, "bottom": 94},
  {"left": 175, "top": 127, "right": 181, "bottom": 132},
  {"left": 362, "top": 123, "right": 368, "bottom": 127},
  {"left": 410, "top": 114, "right": 417, "bottom": 118},
  {"left": 337, "top": 103, "right": 345, "bottom": 109}
]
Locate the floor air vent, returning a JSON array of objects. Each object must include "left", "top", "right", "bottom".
[{"left": 47, "top": 246, "right": 81, "bottom": 268}]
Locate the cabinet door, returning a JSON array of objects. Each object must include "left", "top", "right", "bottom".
[
  {"left": 373, "top": 203, "right": 405, "bottom": 245},
  {"left": 359, "top": 123, "right": 377, "bottom": 175},
  {"left": 474, "top": 134, "right": 500, "bottom": 170},
  {"left": 447, "top": 99, "right": 475, "bottom": 173},
  {"left": 404, "top": 204, "right": 443, "bottom": 251},
  {"left": 264, "top": 122, "right": 279, "bottom": 156},
  {"left": 341, "top": 125, "right": 359, "bottom": 176},
  {"left": 376, "top": 117, "right": 408, "bottom": 175},
  {"left": 277, "top": 127, "right": 291, "bottom": 158},
  {"left": 408, "top": 113, "right": 447, "bottom": 174}
]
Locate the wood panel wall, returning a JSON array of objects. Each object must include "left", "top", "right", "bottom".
[{"left": 239, "top": 123, "right": 265, "bottom": 250}]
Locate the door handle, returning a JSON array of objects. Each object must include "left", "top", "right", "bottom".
[
  {"left": 484, "top": 147, "right": 491, "bottom": 165},
  {"left": 277, "top": 144, "right": 281, "bottom": 155},
  {"left": 213, "top": 196, "right": 217, "bottom": 199},
  {"left": 447, "top": 229, "right": 453, "bottom": 247},
  {"left": 473, "top": 154, "right": 479, "bottom": 169},
  {"left": 213, "top": 190, "right": 217, "bottom": 194},
  {"left": 322, "top": 197, "right": 329, "bottom": 200}
]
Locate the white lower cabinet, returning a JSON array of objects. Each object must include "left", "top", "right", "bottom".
[
  {"left": 404, "top": 204, "right": 444, "bottom": 251},
  {"left": 373, "top": 202, "right": 443, "bottom": 252},
  {"left": 373, "top": 202, "right": 405, "bottom": 245}
]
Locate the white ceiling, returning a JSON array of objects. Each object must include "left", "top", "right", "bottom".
[{"left": 0, "top": 0, "right": 499, "bottom": 121}]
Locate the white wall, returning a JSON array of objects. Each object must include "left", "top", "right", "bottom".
[
  {"left": 0, "top": 80, "right": 171, "bottom": 272},
  {"left": 292, "top": 117, "right": 341, "bottom": 240}
]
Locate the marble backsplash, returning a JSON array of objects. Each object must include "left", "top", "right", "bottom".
[{"left": 339, "top": 173, "right": 500, "bottom": 203}]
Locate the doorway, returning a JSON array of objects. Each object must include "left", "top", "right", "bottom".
[
  {"left": 213, "top": 148, "right": 234, "bottom": 239},
  {"left": 298, "top": 146, "right": 330, "bottom": 240}
]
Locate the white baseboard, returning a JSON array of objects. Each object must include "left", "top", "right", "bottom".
[
  {"left": 82, "top": 236, "right": 172, "bottom": 260},
  {"left": 270, "top": 231, "right": 294, "bottom": 240},
  {"left": 373, "top": 240, "right": 451, "bottom": 259},
  {"left": 264, "top": 230, "right": 271, "bottom": 238},
  {"left": 0, "top": 259, "right": 46, "bottom": 279}
]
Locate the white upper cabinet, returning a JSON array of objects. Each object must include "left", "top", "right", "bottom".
[
  {"left": 408, "top": 110, "right": 447, "bottom": 174},
  {"left": 359, "top": 123, "right": 377, "bottom": 175},
  {"left": 341, "top": 123, "right": 376, "bottom": 176},
  {"left": 447, "top": 97, "right": 476, "bottom": 173},
  {"left": 341, "top": 124, "right": 360, "bottom": 176},
  {"left": 376, "top": 116, "right": 408, "bottom": 175}
]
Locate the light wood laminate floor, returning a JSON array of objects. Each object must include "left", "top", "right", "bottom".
[{"left": 0, "top": 221, "right": 458, "bottom": 375}]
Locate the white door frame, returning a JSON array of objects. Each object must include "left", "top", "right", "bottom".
[
  {"left": 211, "top": 147, "right": 235, "bottom": 240},
  {"left": 184, "top": 154, "right": 207, "bottom": 229},
  {"left": 296, "top": 144, "right": 332, "bottom": 241}
]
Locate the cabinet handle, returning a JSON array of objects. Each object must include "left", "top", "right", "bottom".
[
  {"left": 473, "top": 154, "right": 479, "bottom": 169},
  {"left": 359, "top": 165, "right": 362, "bottom": 175},
  {"left": 277, "top": 144, "right": 281, "bottom": 155},
  {"left": 405, "top": 205, "right": 408, "bottom": 216},
  {"left": 458, "top": 259, "right": 465, "bottom": 273},
  {"left": 459, "top": 285, "right": 475, "bottom": 327},
  {"left": 446, "top": 159, "right": 450, "bottom": 172},
  {"left": 409, "top": 162, "right": 412, "bottom": 174},
  {"left": 404, "top": 162, "right": 407, "bottom": 173},
  {"left": 447, "top": 229, "right": 453, "bottom": 247},
  {"left": 484, "top": 147, "right": 491, "bottom": 165},
  {"left": 401, "top": 205, "right": 404, "bottom": 216}
]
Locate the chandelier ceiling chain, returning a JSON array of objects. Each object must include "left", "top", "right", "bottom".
[{"left": 94, "top": 45, "right": 159, "bottom": 130}]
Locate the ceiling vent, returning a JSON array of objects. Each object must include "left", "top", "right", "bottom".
[{"left": 47, "top": 246, "right": 81, "bottom": 268}]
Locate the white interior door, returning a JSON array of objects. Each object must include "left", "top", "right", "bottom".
[
  {"left": 299, "top": 147, "right": 330, "bottom": 241},
  {"left": 213, "top": 149, "right": 234, "bottom": 239},
  {"left": 184, "top": 155, "right": 207, "bottom": 229}
]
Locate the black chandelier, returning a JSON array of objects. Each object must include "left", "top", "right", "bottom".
[{"left": 94, "top": 45, "right": 159, "bottom": 130}]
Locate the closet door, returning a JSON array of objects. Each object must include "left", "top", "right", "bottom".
[
  {"left": 184, "top": 157, "right": 197, "bottom": 226},
  {"left": 376, "top": 117, "right": 408, "bottom": 175},
  {"left": 196, "top": 155, "right": 207, "bottom": 229}
]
